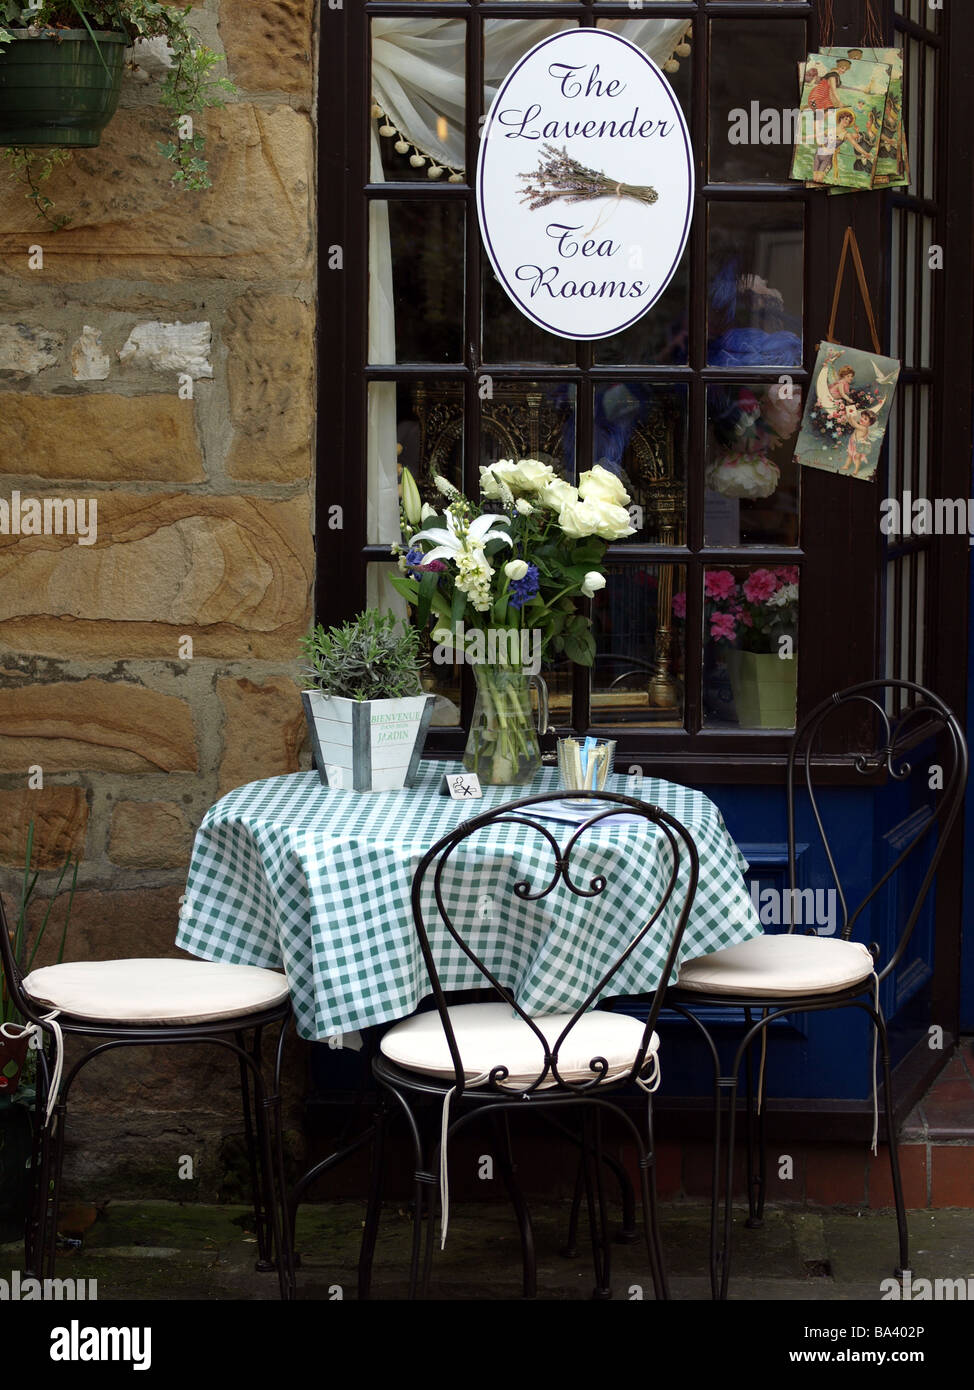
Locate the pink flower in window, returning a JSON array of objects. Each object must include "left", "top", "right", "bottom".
[
  {"left": 710, "top": 612, "right": 738, "bottom": 642},
  {"left": 704, "top": 569, "right": 738, "bottom": 600},
  {"left": 672, "top": 591, "right": 687, "bottom": 619},
  {"left": 742, "top": 568, "right": 778, "bottom": 603},
  {"left": 774, "top": 565, "right": 800, "bottom": 585}
]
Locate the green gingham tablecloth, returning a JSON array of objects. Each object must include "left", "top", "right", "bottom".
[{"left": 176, "top": 761, "right": 762, "bottom": 1041}]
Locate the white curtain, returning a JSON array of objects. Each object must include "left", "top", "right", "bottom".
[{"left": 367, "top": 12, "right": 692, "bottom": 606}]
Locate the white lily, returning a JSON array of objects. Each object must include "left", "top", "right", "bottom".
[{"left": 410, "top": 509, "right": 511, "bottom": 563}]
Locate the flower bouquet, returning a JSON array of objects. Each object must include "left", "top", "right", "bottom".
[
  {"left": 390, "top": 458, "right": 634, "bottom": 783},
  {"left": 706, "top": 384, "right": 802, "bottom": 500}
]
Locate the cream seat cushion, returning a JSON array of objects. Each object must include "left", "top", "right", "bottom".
[
  {"left": 380, "top": 1001, "right": 657, "bottom": 1089},
  {"left": 676, "top": 934, "right": 875, "bottom": 998},
  {"left": 21, "top": 958, "right": 290, "bottom": 1025}
]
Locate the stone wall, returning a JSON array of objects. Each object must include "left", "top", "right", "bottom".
[{"left": 0, "top": 0, "right": 317, "bottom": 1198}]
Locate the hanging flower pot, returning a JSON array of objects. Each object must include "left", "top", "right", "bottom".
[{"left": 0, "top": 29, "right": 128, "bottom": 148}]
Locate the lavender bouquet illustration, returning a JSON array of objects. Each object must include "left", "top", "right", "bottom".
[{"left": 518, "top": 144, "right": 658, "bottom": 212}]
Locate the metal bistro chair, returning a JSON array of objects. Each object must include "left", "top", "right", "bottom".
[
  {"left": 666, "top": 679, "right": 968, "bottom": 1300},
  {"left": 0, "top": 891, "right": 296, "bottom": 1299},
  {"left": 357, "top": 789, "right": 700, "bottom": 1300}
]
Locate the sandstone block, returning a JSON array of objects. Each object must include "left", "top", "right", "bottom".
[
  {"left": 70, "top": 326, "right": 111, "bottom": 381},
  {"left": 108, "top": 801, "right": 194, "bottom": 868},
  {"left": 0, "top": 494, "right": 312, "bottom": 648},
  {"left": 217, "top": 675, "right": 306, "bottom": 795},
  {"left": 118, "top": 321, "right": 213, "bottom": 378},
  {"left": 0, "top": 323, "right": 62, "bottom": 379},
  {"left": 225, "top": 293, "right": 314, "bottom": 482},
  {"left": 0, "top": 106, "right": 313, "bottom": 284},
  {"left": 0, "top": 678, "right": 197, "bottom": 774},
  {"left": 219, "top": 0, "right": 314, "bottom": 103},
  {"left": 0, "top": 395, "right": 204, "bottom": 483},
  {"left": 0, "top": 786, "right": 88, "bottom": 869}
]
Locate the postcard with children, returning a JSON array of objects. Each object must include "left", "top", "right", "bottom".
[
  {"left": 794, "top": 341, "right": 900, "bottom": 482},
  {"left": 791, "top": 52, "right": 892, "bottom": 190}
]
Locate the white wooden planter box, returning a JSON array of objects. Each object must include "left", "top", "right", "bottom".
[{"left": 301, "top": 690, "right": 435, "bottom": 792}]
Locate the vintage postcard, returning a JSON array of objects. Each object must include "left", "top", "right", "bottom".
[
  {"left": 792, "top": 52, "right": 892, "bottom": 190},
  {"left": 822, "top": 48, "right": 909, "bottom": 192},
  {"left": 794, "top": 341, "right": 900, "bottom": 482}
]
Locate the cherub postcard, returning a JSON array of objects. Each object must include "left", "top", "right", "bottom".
[{"left": 794, "top": 341, "right": 900, "bottom": 481}]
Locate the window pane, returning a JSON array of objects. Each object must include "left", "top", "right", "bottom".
[
  {"left": 478, "top": 381, "right": 577, "bottom": 489},
  {"left": 591, "top": 564, "right": 686, "bottom": 729},
  {"left": 370, "top": 202, "right": 465, "bottom": 363},
  {"left": 709, "top": 19, "right": 807, "bottom": 183},
  {"left": 592, "top": 383, "right": 687, "bottom": 544},
  {"left": 701, "top": 565, "right": 799, "bottom": 730},
  {"left": 483, "top": 244, "right": 576, "bottom": 365},
  {"left": 368, "top": 381, "right": 464, "bottom": 544},
  {"left": 707, "top": 204, "right": 804, "bottom": 367},
  {"left": 372, "top": 18, "right": 466, "bottom": 183},
  {"left": 704, "top": 383, "right": 801, "bottom": 546}
]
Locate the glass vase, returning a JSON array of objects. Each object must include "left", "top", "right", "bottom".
[{"left": 463, "top": 662, "right": 541, "bottom": 786}]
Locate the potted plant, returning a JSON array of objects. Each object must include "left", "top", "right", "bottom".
[
  {"left": 300, "top": 609, "right": 435, "bottom": 793},
  {"left": 690, "top": 566, "right": 800, "bottom": 728},
  {"left": 0, "top": 2, "right": 235, "bottom": 227},
  {"left": 1, "top": 822, "right": 78, "bottom": 1242}
]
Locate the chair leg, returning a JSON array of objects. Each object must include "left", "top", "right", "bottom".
[
  {"left": 491, "top": 1112, "right": 537, "bottom": 1299},
  {"left": 563, "top": 1158, "right": 584, "bottom": 1258},
  {"left": 742, "top": 1008, "right": 768, "bottom": 1229},
  {"left": 876, "top": 1012, "right": 909, "bottom": 1275},
  {"left": 643, "top": 1094, "right": 669, "bottom": 1300},
  {"left": 580, "top": 1109, "right": 612, "bottom": 1299},
  {"left": 236, "top": 1029, "right": 273, "bottom": 1271},
  {"left": 357, "top": 1103, "right": 388, "bottom": 1300},
  {"left": 711, "top": 1073, "right": 739, "bottom": 1301}
]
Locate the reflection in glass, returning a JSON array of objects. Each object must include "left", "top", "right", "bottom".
[
  {"left": 704, "top": 383, "right": 801, "bottom": 546},
  {"left": 483, "top": 246, "right": 576, "bottom": 365},
  {"left": 709, "top": 19, "right": 807, "bottom": 183},
  {"left": 699, "top": 565, "right": 799, "bottom": 729},
  {"left": 593, "top": 384, "right": 686, "bottom": 544},
  {"left": 370, "top": 202, "right": 464, "bottom": 363},
  {"left": 367, "top": 381, "right": 464, "bottom": 544},
  {"left": 708, "top": 203, "right": 804, "bottom": 367},
  {"left": 590, "top": 565, "right": 686, "bottom": 727},
  {"left": 478, "top": 381, "right": 577, "bottom": 479}
]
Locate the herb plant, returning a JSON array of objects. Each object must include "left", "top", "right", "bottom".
[{"left": 301, "top": 611, "right": 425, "bottom": 702}]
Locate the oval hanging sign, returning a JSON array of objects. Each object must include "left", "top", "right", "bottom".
[{"left": 477, "top": 29, "right": 694, "bottom": 341}]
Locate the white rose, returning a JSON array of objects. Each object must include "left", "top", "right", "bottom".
[
  {"left": 578, "top": 464, "right": 630, "bottom": 509},
  {"left": 515, "top": 497, "right": 535, "bottom": 515},
  {"left": 479, "top": 464, "right": 505, "bottom": 500},
  {"left": 504, "top": 559, "right": 529, "bottom": 581},
  {"left": 420, "top": 502, "right": 437, "bottom": 522},
  {"left": 484, "top": 457, "right": 556, "bottom": 497},
  {"left": 541, "top": 479, "right": 578, "bottom": 512},
  {"left": 559, "top": 496, "right": 635, "bottom": 542},
  {"left": 580, "top": 571, "right": 607, "bottom": 598}
]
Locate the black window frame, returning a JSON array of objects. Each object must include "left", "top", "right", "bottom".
[{"left": 316, "top": 0, "right": 972, "bottom": 782}]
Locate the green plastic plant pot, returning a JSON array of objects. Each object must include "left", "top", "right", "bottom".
[{"left": 0, "top": 29, "right": 128, "bottom": 147}]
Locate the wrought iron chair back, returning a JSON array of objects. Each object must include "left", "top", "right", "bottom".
[
  {"left": 409, "top": 789, "right": 699, "bottom": 1096},
  {"left": 785, "top": 678, "right": 967, "bottom": 979}
]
